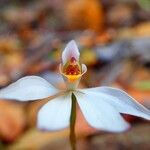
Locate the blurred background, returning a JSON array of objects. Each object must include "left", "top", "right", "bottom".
[{"left": 0, "top": 0, "right": 150, "bottom": 149}]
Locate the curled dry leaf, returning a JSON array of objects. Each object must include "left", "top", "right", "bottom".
[{"left": 0, "top": 100, "right": 26, "bottom": 142}]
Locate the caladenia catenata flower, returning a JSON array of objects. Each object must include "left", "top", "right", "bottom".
[
  {"left": 60, "top": 41, "right": 87, "bottom": 91},
  {"left": 0, "top": 40, "right": 150, "bottom": 150}
]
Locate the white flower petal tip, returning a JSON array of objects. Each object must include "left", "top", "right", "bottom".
[
  {"left": 62, "top": 40, "right": 80, "bottom": 65},
  {"left": 80, "top": 87, "right": 150, "bottom": 121},
  {"left": 75, "top": 91, "right": 131, "bottom": 133},
  {"left": 0, "top": 76, "right": 58, "bottom": 101},
  {"left": 37, "top": 94, "right": 71, "bottom": 131}
]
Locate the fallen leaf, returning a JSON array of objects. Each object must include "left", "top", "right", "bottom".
[{"left": 0, "top": 100, "right": 26, "bottom": 142}]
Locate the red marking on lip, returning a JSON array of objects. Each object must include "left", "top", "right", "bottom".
[
  {"left": 65, "top": 64, "right": 80, "bottom": 75},
  {"left": 63, "top": 57, "right": 81, "bottom": 75}
]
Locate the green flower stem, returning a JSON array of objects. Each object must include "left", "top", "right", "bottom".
[{"left": 70, "top": 93, "right": 77, "bottom": 150}]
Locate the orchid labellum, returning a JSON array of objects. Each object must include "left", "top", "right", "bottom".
[{"left": 0, "top": 40, "right": 150, "bottom": 150}]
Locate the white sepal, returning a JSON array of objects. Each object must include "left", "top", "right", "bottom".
[
  {"left": 81, "top": 87, "right": 150, "bottom": 120},
  {"left": 0, "top": 76, "right": 58, "bottom": 101},
  {"left": 37, "top": 93, "right": 71, "bottom": 130},
  {"left": 62, "top": 40, "right": 80, "bottom": 65},
  {"left": 75, "top": 91, "right": 130, "bottom": 132}
]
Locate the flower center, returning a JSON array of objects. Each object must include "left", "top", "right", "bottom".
[
  {"left": 62, "top": 57, "right": 82, "bottom": 82},
  {"left": 63, "top": 57, "right": 81, "bottom": 75}
]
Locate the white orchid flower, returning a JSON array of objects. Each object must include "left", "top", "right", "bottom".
[{"left": 0, "top": 40, "right": 150, "bottom": 134}]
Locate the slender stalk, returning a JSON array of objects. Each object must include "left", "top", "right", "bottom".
[{"left": 70, "top": 93, "right": 77, "bottom": 150}]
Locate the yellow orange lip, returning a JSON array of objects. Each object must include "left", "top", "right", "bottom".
[
  {"left": 59, "top": 63, "right": 87, "bottom": 83},
  {"left": 64, "top": 74, "right": 81, "bottom": 82}
]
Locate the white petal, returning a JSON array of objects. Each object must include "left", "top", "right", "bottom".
[
  {"left": 0, "top": 76, "right": 58, "bottom": 101},
  {"left": 37, "top": 93, "right": 71, "bottom": 130},
  {"left": 62, "top": 40, "right": 80, "bottom": 65},
  {"left": 75, "top": 91, "right": 130, "bottom": 132},
  {"left": 81, "top": 87, "right": 150, "bottom": 120}
]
